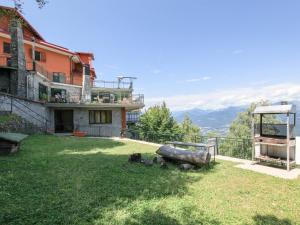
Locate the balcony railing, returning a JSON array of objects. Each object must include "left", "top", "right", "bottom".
[
  {"left": 27, "top": 61, "right": 80, "bottom": 85},
  {"left": 0, "top": 54, "right": 12, "bottom": 68},
  {"left": 93, "top": 80, "right": 133, "bottom": 89},
  {"left": 91, "top": 94, "right": 144, "bottom": 105},
  {"left": 126, "top": 112, "right": 141, "bottom": 123}
]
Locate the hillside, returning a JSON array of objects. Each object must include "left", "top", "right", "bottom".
[{"left": 173, "top": 102, "right": 300, "bottom": 136}]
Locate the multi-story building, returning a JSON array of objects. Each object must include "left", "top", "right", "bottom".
[{"left": 0, "top": 6, "right": 144, "bottom": 136}]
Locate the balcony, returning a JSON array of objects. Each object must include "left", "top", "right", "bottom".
[
  {"left": 91, "top": 93, "right": 144, "bottom": 105},
  {"left": 0, "top": 54, "right": 13, "bottom": 68},
  {"left": 27, "top": 61, "right": 82, "bottom": 85}
]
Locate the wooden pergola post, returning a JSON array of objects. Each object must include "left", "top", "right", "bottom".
[{"left": 287, "top": 113, "right": 290, "bottom": 171}]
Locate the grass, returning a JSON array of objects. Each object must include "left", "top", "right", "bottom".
[{"left": 0, "top": 135, "right": 299, "bottom": 225}]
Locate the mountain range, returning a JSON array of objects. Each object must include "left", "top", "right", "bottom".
[{"left": 173, "top": 101, "right": 300, "bottom": 136}]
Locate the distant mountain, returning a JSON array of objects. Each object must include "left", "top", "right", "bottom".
[
  {"left": 173, "top": 102, "right": 300, "bottom": 136},
  {"left": 173, "top": 106, "right": 246, "bottom": 135}
]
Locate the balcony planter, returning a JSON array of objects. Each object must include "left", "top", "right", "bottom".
[{"left": 73, "top": 130, "right": 87, "bottom": 137}]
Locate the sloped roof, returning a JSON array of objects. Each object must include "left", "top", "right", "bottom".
[
  {"left": 0, "top": 132, "right": 28, "bottom": 143},
  {"left": 253, "top": 105, "right": 296, "bottom": 114}
]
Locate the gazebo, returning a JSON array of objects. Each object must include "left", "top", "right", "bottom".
[{"left": 252, "top": 104, "right": 297, "bottom": 171}]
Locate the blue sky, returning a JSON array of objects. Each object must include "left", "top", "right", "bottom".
[{"left": 2, "top": 0, "right": 300, "bottom": 110}]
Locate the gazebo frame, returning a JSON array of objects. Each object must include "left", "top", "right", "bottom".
[{"left": 252, "top": 104, "right": 297, "bottom": 171}]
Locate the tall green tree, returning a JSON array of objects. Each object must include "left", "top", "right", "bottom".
[
  {"left": 136, "top": 102, "right": 182, "bottom": 143},
  {"left": 219, "top": 101, "right": 277, "bottom": 159},
  {"left": 181, "top": 114, "right": 202, "bottom": 143},
  {"left": 12, "top": 0, "right": 47, "bottom": 12}
]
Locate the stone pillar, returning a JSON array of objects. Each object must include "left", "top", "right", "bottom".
[
  {"left": 9, "top": 19, "right": 27, "bottom": 97},
  {"left": 81, "top": 64, "right": 91, "bottom": 103}
]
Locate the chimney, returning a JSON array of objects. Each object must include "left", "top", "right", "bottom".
[
  {"left": 9, "top": 18, "right": 27, "bottom": 97},
  {"left": 81, "top": 64, "right": 91, "bottom": 103}
]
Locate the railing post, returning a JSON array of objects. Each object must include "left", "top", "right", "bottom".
[
  {"left": 215, "top": 137, "right": 219, "bottom": 155},
  {"left": 45, "top": 120, "right": 47, "bottom": 133},
  {"left": 10, "top": 97, "right": 13, "bottom": 113}
]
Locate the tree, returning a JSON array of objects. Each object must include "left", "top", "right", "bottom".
[
  {"left": 12, "top": 0, "right": 47, "bottom": 12},
  {"left": 219, "top": 101, "right": 273, "bottom": 159},
  {"left": 136, "top": 102, "right": 183, "bottom": 143},
  {"left": 0, "top": 1, "right": 48, "bottom": 19},
  {"left": 181, "top": 114, "right": 202, "bottom": 143},
  {"left": 218, "top": 100, "right": 282, "bottom": 159}
]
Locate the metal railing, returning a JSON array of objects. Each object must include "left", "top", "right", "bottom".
[
  {"left": 126, "top": 112, "right": 141, "bottom": 123},
  {"left": 0, "top": 92, "right": 49, "bottom": 133},
  {"left": 93, "top": 80, "right": 132, "bottom": 89},
  {"left": 0, "top": 54, "right": 12, "bottom": 67},
  {"left": 124, "top": 129, "right": 253, "bottom": 160},
  {"left": 27, "top": 61, "right": 81, "bottom": 86},
  {"left": 91, "top": 94, "right": 144, "bottom": 105}
]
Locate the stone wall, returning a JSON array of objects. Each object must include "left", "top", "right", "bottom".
[
  {"left": 9, "top": 19, "right": 27, "bottom": 97},
  {"left": 51, "top": 82, "right": 82, "bottom": 103},
  {"left": 0, "top": 93, "right": 50, "bottom": 129}
]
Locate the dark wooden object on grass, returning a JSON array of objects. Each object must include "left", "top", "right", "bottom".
[
  {"left": 156, "top": 145, "right": 211, "bottom": 166},
  {"left": 128, "top": 153, "right": 142, "bottom": 163},
  {"left": 0, "top": 133, "right": 28, "bottom": 155}
]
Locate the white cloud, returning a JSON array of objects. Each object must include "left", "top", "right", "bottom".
[
  {"left": 145, "top": 83, "right": 300, "bottom": 111},
  {"left": 202, "top": 76, "right": 212, "bottom": 81},
  {"left": 181, "top": 76, "right": 212, "bottom": 83},
  {"left": 152, "top": 69, "right": 161, "bottom": 74},
  {"left": 232, "top": 49, "right": 244, "bottom": 54}
]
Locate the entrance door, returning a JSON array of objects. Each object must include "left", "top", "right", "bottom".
[{"left": 54, "top": 110, "right": 74, "bottom": 133}]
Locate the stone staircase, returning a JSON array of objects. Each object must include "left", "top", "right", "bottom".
[{"left": 0, "top": 92, "right": 49, "bottom": 134}]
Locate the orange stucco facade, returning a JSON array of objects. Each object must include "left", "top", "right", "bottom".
[{"left": 0, "top": 6, "right": 96, "bottom": 86}]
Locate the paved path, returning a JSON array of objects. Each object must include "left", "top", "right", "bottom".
[{"left": 216, "top": 155, "right": 300, "bottom": 180}]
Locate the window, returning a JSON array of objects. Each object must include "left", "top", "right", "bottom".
[
  {"left": 3, "top": 42, "right": 10, "bottom": 54},
  {"left": 89, "top": 110, "right": 112, "bottom": 124},
  {"left": 35, "top": 51, "right": 41, "bottom": 61},
  {"left": 53, "top": 72, "right": 66, "bottom": 83},
  {"left": 38, "top": 83, "right": 48, "bottom": 101}
]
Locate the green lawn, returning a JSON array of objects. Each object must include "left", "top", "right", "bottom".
[{"left": 0, "top": 135, "right": 299, "bottom": 225}]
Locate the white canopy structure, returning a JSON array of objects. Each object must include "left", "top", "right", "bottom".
[
  {"left": 252, "top": 104, "right": 297, "bottom": 171},
  {"left": 253, "top": 104, "right": 296, "bottom": 115}
]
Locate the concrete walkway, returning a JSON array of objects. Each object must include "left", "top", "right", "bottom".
[{"left": 216, "top": 155, "right": 300, "bottom": 180}]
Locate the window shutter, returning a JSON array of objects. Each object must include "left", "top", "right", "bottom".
[{"left": 41, "top": 52, "right": 46, "bottom": 62}]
